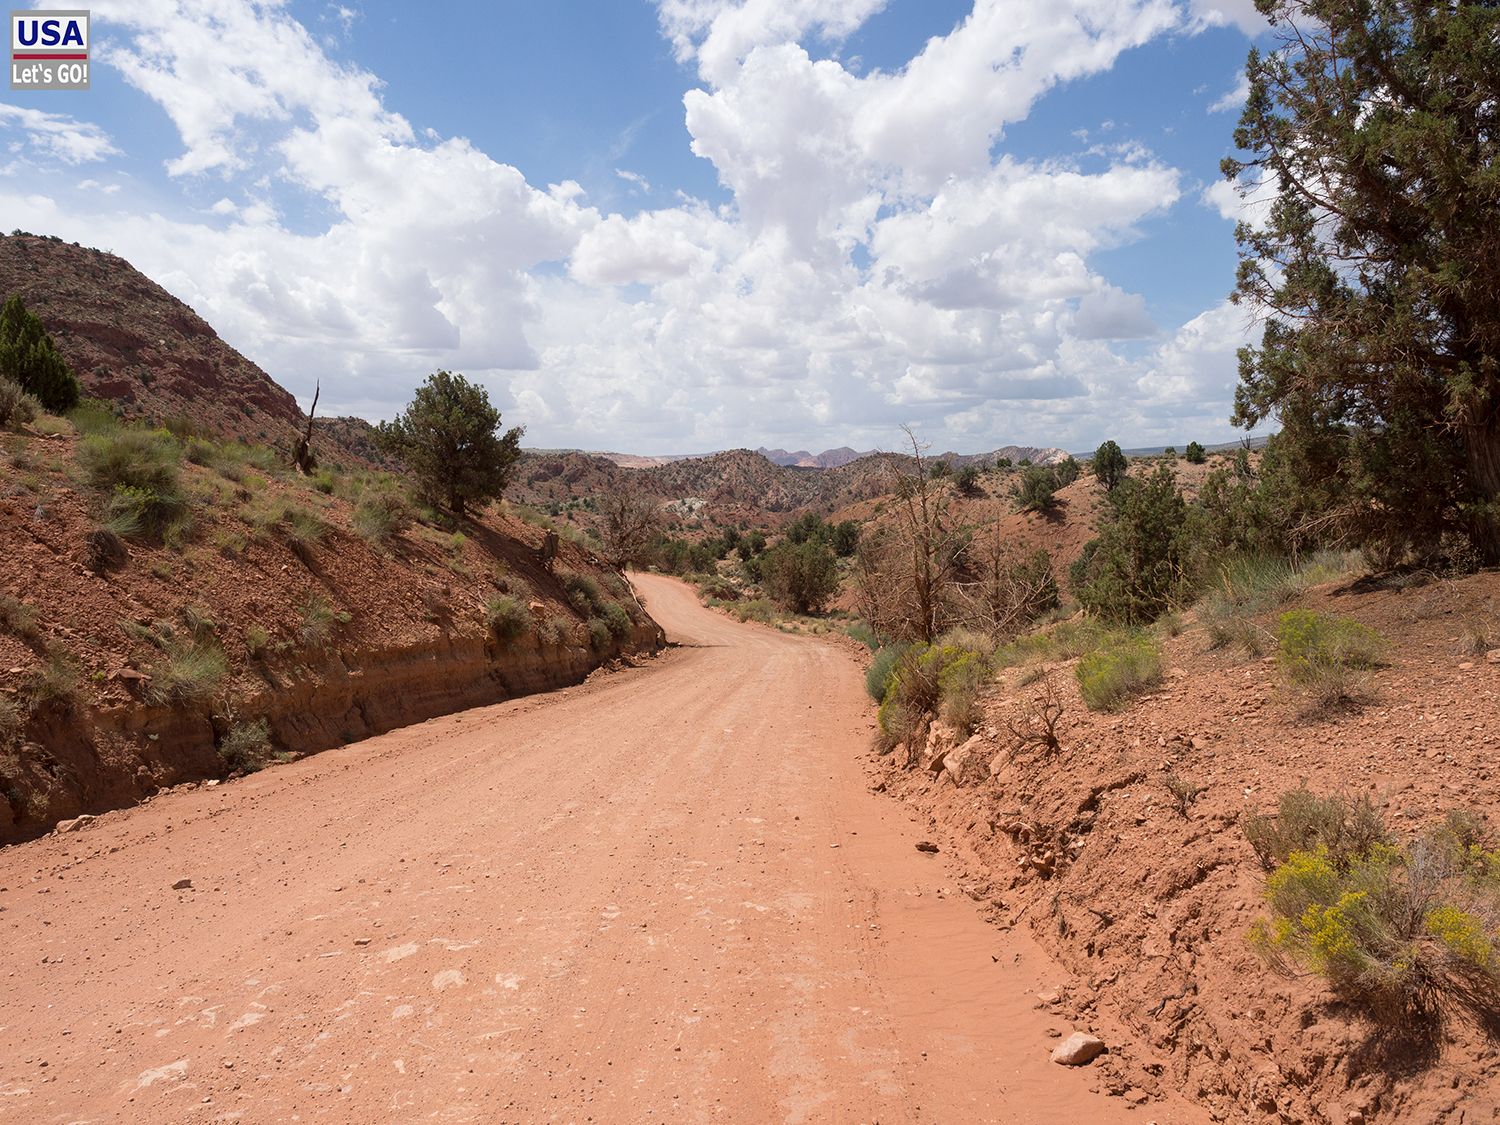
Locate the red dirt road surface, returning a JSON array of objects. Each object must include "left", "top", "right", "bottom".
[{"left": 0, "top": 574, "right": 1209, "bottom": 1123}]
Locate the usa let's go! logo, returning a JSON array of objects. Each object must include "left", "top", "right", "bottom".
[{"left": 10, "top": 9, "right": 89, "bottom": 90}]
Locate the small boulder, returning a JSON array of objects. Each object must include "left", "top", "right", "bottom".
[
  {"left": 915, "top": 841, "right": 940, "bottom": 854},
  {"left": 56, "top": 815, "right": 96, "bottom": 833},
  {"left": 1050, "top": 1031, "right": 1105, "bottom": 1066},
  {"left": 172, "top": 878, "right": 193, "bottom": 891},
  {"left": 1487, "top": 648, "right": 1500, "bottom": 665}
]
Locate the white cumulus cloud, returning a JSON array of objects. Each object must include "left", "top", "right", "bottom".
[{"left": 5, "top": 0, "right": 1262, "bottom": 452}]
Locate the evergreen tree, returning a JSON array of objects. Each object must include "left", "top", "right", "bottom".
[
  {"left": 0, "top": 294, "right": 80, "bottom": 412},
  {"left": 1074, "top": 463, "right": 1191, "bottom": 624},
  {"left": 1226, "top": 0, "right": 1500, "bottom": 560},
  {"left": 376, "top": 371, "right": 523, "bottom": 517},
  {"left": 1092, "top": 440, "right": 1127, "bottom": 491}
]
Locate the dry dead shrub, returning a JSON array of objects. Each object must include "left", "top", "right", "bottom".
[
  {"left": 1006, "top": 675, "right": 1065, "bottom": 759},
  {"left": 1163, "top": 772, "right": 1205, "bottom": 816},
  {"left": 1243, "top": 788, "right": 1387, "bottom": 872}
]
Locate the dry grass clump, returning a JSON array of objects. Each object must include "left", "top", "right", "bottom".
[
  {"left": 352, "top": 490, "right": 413, "bottom": 544},
  {"left": 297, "top": 594, "right": 350, "bottom": 649},
  {"left": 1163, "top": 771, "right": 1205, "bottom": 816},
  {"left": 145, "top": 639, "right": 227, "bottom": 705}
]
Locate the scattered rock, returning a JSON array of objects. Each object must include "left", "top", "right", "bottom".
[
  {"left": 1487, "top": 648, "right": 1500, "bottom": 665},
  {"left": 1050, "top": 1031, "right": 1105, "bottom": 1066},
  {"left": 1459, "top": 661, "right": 1475, "bottom": 671},
  {"left": 55, "top": 815, "right": 96, "bottom": 833},
  {"left": 915, "top": 841, "right": 939, "bottom": 853},
  {"left": 171, "top": 878, "right": 193, "bottom": 890},
  {"left": 354, "top": 938, "right": 371, "bottom": 946}
]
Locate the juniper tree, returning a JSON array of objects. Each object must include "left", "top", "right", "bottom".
[
  {"left": 0, "top": 294, "right": 79, "bottom": 413},
  {"left": 1226, "top": 0, "right": 1500, "bottom": 561},
  {"left": 1092, "top": 440, "right": 1127, "bottom": 491},
  {"left": 376, "top": 371, "right": 523, "bottom": 517}
]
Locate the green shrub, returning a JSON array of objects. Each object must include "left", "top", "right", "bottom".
[
  {"left": 486, "top": 595, "right": 531, "bottom": 643},
  {"left": 1074, "top": 464, "right": 1190, "bottom": 624},
  {"left": 585, "top": 617, "right": 612, "bottom": 651},
  {"left": 1075, "top": 633, "right": 1162, "bottom": 710},
  {"left": 937, "top": 649, "right": 989, "bottom": 735},
  {"left": 218, "top": 719, "right": 272, "bottom": 773},
  {"left": 866, "top": 643, "right": 909, "bottom": 701},
  {"left": 602, "top": 601, "right": 632, "bottom": 639},
  {"left": 1185, "top": 441, "right": 1207, "bottom": 464},
  {"left": 1277, "top": 609, "right": 1384, "bottom": 711},
  {"left": 760, "top": 539, "right": 839, "bottom": 614},
  {"left": 1092, "top": 440, "right": 1127, "bottom": 491},
  {"left": 539, "top": 614, "right": 571, "bottom": 646},
  {"left": 558, "top": 569, "right": 607, "bottom": 616},
  {"left": 1248, "top": 801, "right": 1500, "bottom": 1023},
  {"left": 0, "top": 377, "right": 39, "bottom": 428},
  {"left": 183, "top": 436, "right": 218, "bottom": 466},
  {"left": 845, "top": 620, "right": 879, "bottom": 650},
  {"left": 0, "top": 293, "right": 81, "bottom": 412},
  {"left": 697, "top": 574, "right": 738, "bottom": 602},
  {"left": 146, "top": 640, "right": 227, "bottom": 705},
  {"left": 877, "top": 639, "right": 993, "bottom": 749},
  {"left": 992, "top": 616, "right": 1109, "bottom": 668},
  {"left": 1278, "top": 609, "right": 1384, "bottom": 680},
  {"left": 830, "top": 520, "right": 860, "bottom": 556},
  {"left": 1014, "top": 465, "right": 1060, "bottom": 511},
  {"left": 730, "top": 598, "right": 777, "bottom": 624}
]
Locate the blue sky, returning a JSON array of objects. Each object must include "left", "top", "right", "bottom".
[{"left": 1, "top": 0, "right": 1269, "bottom": 454}]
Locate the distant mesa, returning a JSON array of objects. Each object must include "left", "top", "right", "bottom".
[{"left": 548, "top": 444, "right": 1070, "bottom": 471}]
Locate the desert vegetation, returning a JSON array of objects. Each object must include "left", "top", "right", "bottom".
[
  {"left": 1247, "top": 791, "right": 1500, "bottom": 1028},
  {"left": 0, "top": 330, "right": 659, "bottom": 836}
]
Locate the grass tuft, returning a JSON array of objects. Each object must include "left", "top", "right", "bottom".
[{"left": 1075, "top": 633, "right": 1163, "bottom": 710}]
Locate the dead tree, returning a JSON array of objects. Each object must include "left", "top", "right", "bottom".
[
  {"left": 537, "top": 529, "right": 559, "bottom": 572},
  {"left": 292, "top": 383, "right": 319, "bottom": 475},
  {"left": 853, "top": 426, "right": 963, "bottom": 642},
  {"left": 597, "top": 478, "right": 662, "bottom": 570}
]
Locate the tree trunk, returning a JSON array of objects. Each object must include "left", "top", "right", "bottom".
[{"left": 1463, "top": 406, "right": 1500, "bottom": 563}]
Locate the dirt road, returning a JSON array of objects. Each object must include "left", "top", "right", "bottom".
[{"left": 0, "top": 574, "right": 1198, "bottom": 1123}]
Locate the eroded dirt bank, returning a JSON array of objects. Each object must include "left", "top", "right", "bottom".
[
  {"left": 875, "top": 571, "right": 1500, "bottom": 1124},
  {"left": 8, "top": 619, "right": 661, "bottom": 844},
  {"left": 0, "top": 573, "right": 1211, "bottom": 1124}
]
